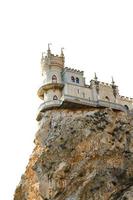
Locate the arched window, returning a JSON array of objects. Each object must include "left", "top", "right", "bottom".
[
  {"left": 53, "top": 95, "right": 58, "bottom": 100},
  {"left": 76, "top": 77, "right": 79, "bottom": 83},
  {"left": 105, "top": 96, "right": 110, "bottom": 101},
  {"left": 52, "top": 75, "right": 57, "bottom": 83},
  {"left": 124, "top": 105, "right": 129, "bottom": 110},
  {"left": 71, "top": 76, "right": 75, "bottom": 82}
]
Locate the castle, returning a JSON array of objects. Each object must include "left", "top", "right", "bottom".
[{"left": 37, "top": 45, "right": 133, "bottom": 120}]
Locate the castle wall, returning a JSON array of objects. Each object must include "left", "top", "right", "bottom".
[
  {"left": 98, "top": 83, "right": 116, "bottom": 102},
  {"left": 63, "top": 83, "right": 92, "bottom": 100},
  {"left": 44, "top": 89, "right": 62, "bottom": 102},
  {"left": 117, "top": 97, "right": 133, "bottom": 110},
  {"left": 43, "top": 66, "right": 63, "bottom": 84},
  {"left": 63, "top": 71, "right": 85, "bottom": 86}
]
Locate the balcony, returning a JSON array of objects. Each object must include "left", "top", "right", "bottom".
[{"left": 37, "top": 82, "right": 64, "bottom": 99}]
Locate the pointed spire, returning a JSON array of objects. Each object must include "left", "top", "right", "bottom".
[
  {"left": 94, "top": 72, "right": 98, "bottom": 81},
  {"left": 61, "top": 47, "right": 64, "bottom": 57},
  {"left": 48, "top": 43, "right": 52, "bottom": 51},
  {"left": 47, "top": 43, "right": 52, "bottom": 57},
  {"left": 111, "top": 76, "right": 115, "bottom": 85}
]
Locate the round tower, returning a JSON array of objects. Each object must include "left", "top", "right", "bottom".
[{"left": 37, "top": 45, "right": 64, "bottom": 104}]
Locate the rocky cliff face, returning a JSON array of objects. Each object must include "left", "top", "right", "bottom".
[{"left": 14, "top": 108, "right": 133, "bottom": 200}]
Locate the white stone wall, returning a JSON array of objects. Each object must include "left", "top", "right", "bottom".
[
  {"left": 44, "top": 89, "right": 62, "bottom": 102},
  {"left": 98, "top": 83, "right": 116, "bottom": 102},
  {"left": 42, "top": 66, "right": 63, "bottom": 84},
  {"left": 63, "top": 83, "right": 92, "bottom": 100},
  {"left": 63, "top": 71, "right": 85, "bottom": 86},
  {"left": 117, "top": 97, "right": 133, "bottom": 110}
]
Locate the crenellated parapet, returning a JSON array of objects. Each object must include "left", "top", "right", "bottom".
[
  {"left": 41, "top": 45, "right": 64, "bottom": 69},
  {"left": 119, "top": 95, "right": 133, "bottom": 102},
  {"left": 99, "top": 81, "right": 112, "bottom": 87},
  {"left": 63, "top": 67, "right": 84, "bottom": 75},
  {"left": 42, "top": 54, "right": 64, "bottom": 67}
]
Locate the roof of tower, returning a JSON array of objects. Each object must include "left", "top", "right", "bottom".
[{"left": 41, "top": 45, "right": 65, "bottom": 68}]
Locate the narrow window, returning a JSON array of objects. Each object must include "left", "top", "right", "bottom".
[
  {"left": 71, "top": 76, "right": 75, "bottom": 82},
  {"left": 105, "top": 96, "right": 110, "bottom": 101},
  {"left": 53, "top": 95, "right": 58, "bottom": 100},
  {"left": 76, "top": 77, "right": 79, "bottom": 83},
  {"left": 124, "top": 105, "right": 129, "bottom": 110},
  {"left": 77, "top": 89, "right": 79, "bottom": 94},
  {"left": 52, "top": 75, "right": 57, "bottom": 83}
]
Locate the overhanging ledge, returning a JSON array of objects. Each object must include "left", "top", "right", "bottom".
[{"left": 37, "top": 83, "right": 64, "bottom": 99}]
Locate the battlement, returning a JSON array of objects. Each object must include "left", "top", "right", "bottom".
[
  {"left": 41, "top": 45, "right": 64, "bottom": 68},
  {"left": 63, "top": 67, "right": 84, "bottom": 75},
  {"left": 41, "top": 54, "right": 64, "bottom": 68},
  {"left": 119, "top": 95, "right": 133, "bottom": 102},
  {"left": 99, "top": 81, "right": 112, "bottom": 87},
  {"left": 90, "top": 80, "right": 117, "bottom": 88}
]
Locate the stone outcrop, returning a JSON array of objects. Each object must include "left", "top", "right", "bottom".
[{"left": 14, "top": 108, "right": 133, "bottom": 200}]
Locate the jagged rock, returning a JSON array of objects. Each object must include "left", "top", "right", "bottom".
[{"left": 14, "top": 108, "right": 133, "bottom": 200}]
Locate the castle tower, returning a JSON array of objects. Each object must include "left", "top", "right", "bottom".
[{"left": 37, "top": 45, "right": 64, "bottom": 104}]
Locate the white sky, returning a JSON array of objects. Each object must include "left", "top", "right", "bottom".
[{"left": 0, "top": 0, "right": 133, "bottom": 199}]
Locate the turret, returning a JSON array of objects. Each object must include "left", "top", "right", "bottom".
[
  {"left": 37, "top": 45, "right": 64, "bottom": 102},
  {"left": 90, "top": 73, "right": 99, "bottom": 101},
  {"left": 111, "top": 77, "right": 119, "bottom": 98},
  {"left": 41, "top": 44, "right": 65, "bottom": 75}
]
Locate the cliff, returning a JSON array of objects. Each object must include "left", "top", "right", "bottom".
[{"left": 14, "top": 108, "right": 133, "bottom": 200}]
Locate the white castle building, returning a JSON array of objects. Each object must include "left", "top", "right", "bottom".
[{"left": 37, "top": 45, "right": 133, "bottom": 120}]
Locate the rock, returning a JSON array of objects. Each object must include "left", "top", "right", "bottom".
[{"left": 14, "top": 108, "right": 133, "bottom": 200}]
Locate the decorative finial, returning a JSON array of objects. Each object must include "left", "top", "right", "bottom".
[
  {"left": 94, "top": 72, "right": 98, "bottom": 81},
  {"left": 47, "top": 43, "right": 52, "bottom": 57},
  {"left": 61, "top": 47, "right": 64, "bottom": 56},
  {"left": 111, "top": 76, "right": 115, "bottom": 85},
  {"left": 48, "top": 43, "right": 52, "bottom": 51}
]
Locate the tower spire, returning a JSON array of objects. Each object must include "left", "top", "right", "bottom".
[
  {"left": 111, "top": 76, "right": 115, "bottom": 85},
  {"left": 94, "top": 72, "right": 98, "bottom": 81},
  {"left": 61, "top": 47, "right": 65, "bottom": 64},
  {"left": 61, "top": 48, "right": 64, "bottom": 56},
  {"left": 47, "top": 43, "right": 52, "bottom": 57},
  {"left": 48, "top": 43, "right": 52, "bottom": 51}
]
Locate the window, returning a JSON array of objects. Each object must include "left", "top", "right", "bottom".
[
  {"left": 105, "top": 96, "right": 110, "bottom": 101},
  {"left": 53, "top": 95, "right": 58, "bottom": 100},
  {"left": 124, "top": 105, "right": 129, "bottom": 110},
  {"left": 71, "top": 76, "right": 75, "bottom": 82},
  {"left": 76, "top": 77, "right": 79, "bottom": 83},
  {"left": 52, "top": 75, "right": 57, "bottom": 83}
]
